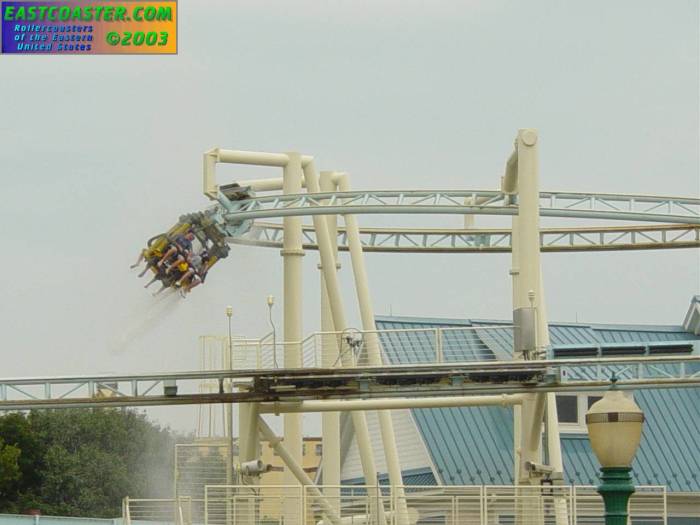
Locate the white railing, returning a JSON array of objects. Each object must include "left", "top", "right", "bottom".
[
  {"left": 123, "top": 496, "right": 192, "bottom": 525},
  {"left": 200, "top": 325, "right": 514, "bottom": 372},
  {"left": 197, "top": 484, "right": 666, "bottom": 525}
]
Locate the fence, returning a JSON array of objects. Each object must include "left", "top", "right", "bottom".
[
  {"left": 122, "top": 497, "right": 192, "bottom": 525},
  {"left": 200, "top": 326, "right": 514, "bottom": 372},
  {"left": 174, "top": 442, "right": 235, "bottom": 523},
  {"left": 194, "top": 484, "right": 667, "bottom": 525}
]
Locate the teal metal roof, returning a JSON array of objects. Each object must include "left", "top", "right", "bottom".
[
  {"left": 375, "top": 314, "right": 700, "bottom": 492},
  {"left": 343, "top": 467, "right": 437, "bottom": 486},
  {"left": 412, "top": 406, "right": 515, "bottom": 485},
  {"left": 376, "top": 315, "right": 700, "bottom": 358}
]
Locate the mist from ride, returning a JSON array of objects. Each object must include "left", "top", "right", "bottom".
[{"left": 110, "top": 289, "right": 182, "bottom": 354}]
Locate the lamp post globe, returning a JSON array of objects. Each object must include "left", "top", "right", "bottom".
[{"left": 585, "top": 388, "right": 644, "bottom": 525}]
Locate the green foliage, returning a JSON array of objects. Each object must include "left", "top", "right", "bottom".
[
  {"left": 0, "top": 438, "right": 21, "bottom": 499},
  {"left": 0, "top": 409, "right": 182, "bottom": 518}
]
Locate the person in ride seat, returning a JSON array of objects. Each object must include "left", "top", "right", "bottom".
[
  {"left": 131, "top": 245, "right": 164, "bottom": 277},
  {"left": 179, "top": 250, "right": 211, "bottom": 295},
  {"left": 157, "top": 232, "right": 195, "bottom": 269},
  {"left": 166, "top": 256, "right": 190, "bottom": 277}
]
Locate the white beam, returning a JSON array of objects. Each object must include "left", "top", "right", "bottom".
[
  {"left": 512, "top": 129, "right": 546, "bottom": 485},
  {"left": 337, "top": 173, "right": 409, "bottom": 525},
  {"left": 304, "top": 165, "right": 387, "bottom": 525},
  {"left": 259, "top": 394, "right": 524, "bottom": 413},
  {"left": 319, "top": 171, "right": 341, "bottom": 513},
  {"left": 283, "top": 153, "right": 304, "bottom": 519}
]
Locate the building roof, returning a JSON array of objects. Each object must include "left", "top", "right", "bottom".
[
  {"left": 376, "top": 314, "right": 700, "bottom": 359},
  {"left": 684, "top": 295, "right": 700, "bottom": 335},
  {"left": 374, "top": 307, "right": 700, "bottom": 492},
  {"left": 343, "top": 467, "right": 437, "bottom": 487}
]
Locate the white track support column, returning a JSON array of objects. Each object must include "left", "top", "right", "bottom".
[
  {"left": 337, "top": 174, "right": 409, "bottom": 525},
  {"left": 320, "top": 171, "right": 341, "bottom": 515},
  {"left": 237, "top": 400, "right": 259, "bottom": 525},
  {"left": 541, "top": 283, "right": 563, "bottom": 474},
  {"left": 304, "top": 165, "right": 387, "bottom": 525},
  {"left": 283, "top": 152, "right": 304, "bottom": 525},
  {"left": 513, "top": 129, "right": 546, "bottom": 485},
  {"left": 510, "top": 214, "right": 522, "bottom": 484},
  {"left": 258, "top": 417, "right": 342, "bottom": 525},
  {"left": 539, "top": 270, "right": 567, "bottom": 525},
  {"left": 464, "top": 196, "right": 475, "bottom": 229}
]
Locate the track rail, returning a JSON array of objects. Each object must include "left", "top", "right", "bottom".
[
  {"left": 233, "top": 222, "right": 700, "bottom": 253},
  {"left": 2, "top": 355, "right": 698, "bottom": 410},
  {"left": 224, "top": 190, "right": 700, "bottom": 224}
]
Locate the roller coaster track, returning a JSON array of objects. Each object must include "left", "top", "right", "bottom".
[
  {"left": 225, "top": 190, "right": 700, "bottom": 223},
  {"left": 234, "top": 222, "right": 700, "bottom": 253},
  {"left": 1, "top": 355, "right": 698, "bottom": 410},
  {"left": 221, "top": 190, "right": 700, "bottom": 252}
]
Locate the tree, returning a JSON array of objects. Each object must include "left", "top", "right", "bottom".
[
  {"left": 0, "top": 413, "right": 41, "bottom": 509},
  {"left": 0, "top": 409, "right": 182, "bottom": 518},
  {"left": 0, "top": 438, "right": 21, "bottom": 502}
]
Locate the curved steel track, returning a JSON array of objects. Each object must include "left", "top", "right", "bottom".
[
  {"left": 231, "top": 222, "right": 700, "bottom": 253},
  {"left": 222, "top": 190, "right": 700, "bottom": 252}
]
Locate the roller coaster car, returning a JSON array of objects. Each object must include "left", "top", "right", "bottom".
[{"left": 134, "top": 213, "right": 231, "bottom": 295}]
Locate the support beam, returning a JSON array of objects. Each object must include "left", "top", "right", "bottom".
[
  {"left": 283, "top": 153, "right": 304, "bottom": 525},
  {"left": 257, "top": 417, "right": 342, "bottom": 525},
  {"left": 259, "top": 394, "right": 524, "bottom": 413},
  {"left": 512, "top": 129, "right": 547, "bottom": 485},
  {"left": 319, "top": 171, "right": 341, "bottom": 515},
  {"left": 303, "top": 164, "right": 387, "bottom": 525},
  {"left": 511, "top": 214, "right": 522, "bottom": 483},
  {"left": 337, "top": 174, "right": 409, "bottom": 525},
  {"left": 237, "top": 400, "right": 260, "bottom": 525},
  {"left": 203, "top": 148, "right": 314, "bottom": 199}
]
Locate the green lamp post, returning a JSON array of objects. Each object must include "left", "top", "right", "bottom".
[{"left": 585, "top": 385, "right": 645, "bottom": 525}]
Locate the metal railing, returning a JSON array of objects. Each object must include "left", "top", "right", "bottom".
[
  {"left": 2, "top": 326, "right": 698, "bottom": 410},
  {"left": 202, "top": 325, "right": 515, "bottom": 372},
  {"left": 123, "top": 496, "right": 192, "bottom": 525},
  {"left": 194, "top": 484, "right": 666, "bottom": 525},
  {"left": 174, "top": 441, "right": 234, "bottom": 522}
]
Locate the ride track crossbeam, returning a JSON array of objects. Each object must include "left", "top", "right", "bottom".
[
  {"left": 233, "top": 222, "right": 700, "bottom": 253},
  {"left": 1, "top": 355, "right": 698, "bottom": 411},
  {"left": 223, "top": 190, "right": 700, "bottom": 225}
]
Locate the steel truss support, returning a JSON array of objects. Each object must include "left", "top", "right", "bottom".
[
  {"left": 511, "top": 130, "right": 548, "bottom": 485},
  {"left": 336, "top": 173, "right": 410, "bottom": 525},
  {"left": 283, "top": 153, "right": 304, "bottom": 522},
  {"left": 509, "top": 130, "right": 567, "bottom": 525},
  {"left": 303, "top": 164, "right": 387, "bottom": 525},
  {"left": 319, "top": 171, "right": 341, "bottom": 514}
]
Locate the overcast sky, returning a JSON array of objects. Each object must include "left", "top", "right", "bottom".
[{"left": 0, "top": 0, "right": 698, "bottom": 434}]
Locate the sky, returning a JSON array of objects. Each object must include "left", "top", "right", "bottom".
[{"left": 0, "top": 0, "right": 698, "bottom": 435}]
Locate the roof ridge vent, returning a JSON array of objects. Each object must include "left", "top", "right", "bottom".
[
  {"left": 683, "top": 296, "right": 700, "bottom": 335},
  {"left": 648, "top": 343, "right": 693, "bottom": 354}
]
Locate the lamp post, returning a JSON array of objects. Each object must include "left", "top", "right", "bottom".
[
  {"left": 267, "top": 295, "right": 277, "bottom": 368},
  {"left": 585, "top": 385, "right": 645, "bottom": 525},
  {"left": 224, "top": 305, "right": 234, "bottom": 525}
]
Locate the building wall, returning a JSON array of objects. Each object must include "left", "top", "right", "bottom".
[
  {"left": 257, "top": 437, "right": 322, "bottom": 521},
  {"left": 341, "top": 409, "right": 435, "bottom": 482}
]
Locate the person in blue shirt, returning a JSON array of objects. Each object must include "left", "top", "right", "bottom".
[{"left": 157, "top": 232, "right": 195, "bottom": 269}]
